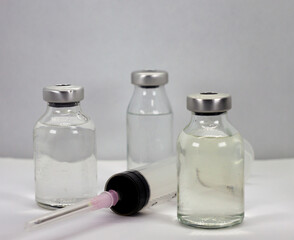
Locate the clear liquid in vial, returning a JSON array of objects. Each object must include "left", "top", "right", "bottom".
[
  {"left": 177, "top": 132, "right": 244, "bottom": 228},
  {"left": 34, "top": 124, "right": 97, "bottom": 209},
  {"left": 127, "top": 113, "right": 173, "bottom": 169}
]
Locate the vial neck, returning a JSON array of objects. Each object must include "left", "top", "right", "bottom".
[
  {"left": 46, "top": 102, "right": 82, "bottom": 115},
  {"left": 190, "top": 112, "right": 229, "bottom": 125},
  {"left": 187, "top": 112, "right": 232, "bottom": 135},
  {"left": 134, "top": 85, "right": 166, "bottom": 95},
  {"left": 185, "top": 111, "right": 239, "bottom": 137},
  {"left": 48, "top": 102, "right": 80, "bottom": 108},
  {"left": 128, "top": 85, "right": 172, "bottom": 114}
]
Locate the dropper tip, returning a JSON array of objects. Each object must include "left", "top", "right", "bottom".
[{"left": 24, "top": 221, "right": 36, "bottom": 231}]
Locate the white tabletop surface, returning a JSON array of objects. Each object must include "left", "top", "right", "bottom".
[{"left": 0, "top": 158, "right": 293, "bottom": 240}]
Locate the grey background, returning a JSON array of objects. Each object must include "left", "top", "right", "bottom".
[{"left": 0, "top": 0, "right": 293, "bottom": 160}]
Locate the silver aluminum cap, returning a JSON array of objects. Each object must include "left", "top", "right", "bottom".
[
  {"left": 187, "top": 92, "right": 232, "bottom": 113},
  {"left": 43, "top": 84, "right": 84, "bottom": 103},
  {"left": 131, "top": 70, "right": 168, "bottom": 87}
]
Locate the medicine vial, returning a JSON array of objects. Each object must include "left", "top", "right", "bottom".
[
  {"left": 127, "top": 70, "right": 174, "bottom": 169},
  {"left": 34, "top": 84, "right": 97, "bottom": 209},
  {"left": 177, "top": 93, "right": 244, "bottom": 228}
]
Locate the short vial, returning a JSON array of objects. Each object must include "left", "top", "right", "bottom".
[
  {"left": 34, "top": 84, "right": 97, "bottom": 209},
  {"left": 177, "top": 93, "right": 244, "bottom": 228}
]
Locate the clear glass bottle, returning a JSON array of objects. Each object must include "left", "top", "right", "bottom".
[
  {"left": 177, "top": 93, "right": 244, "bottom": 228},
  {"left": 127, "top": 70, "right": 173, "bottom": 169},
  {"left": 34, "top": 84, "right": 97, "bottom": 209}
]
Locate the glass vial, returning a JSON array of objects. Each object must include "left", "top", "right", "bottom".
[
  {"left": 34, "top": 84, "right": 97, "bottom": 209},
  {"left": 127, "top": 70, "right": 174, "bottom": 169},
  {"left": 177, "top": 93, "right": 244, "bottom": 228}
]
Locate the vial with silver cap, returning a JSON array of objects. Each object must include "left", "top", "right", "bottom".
[
  {"left": 34, "top": 84, "right": 97, "bottom": 209},
  {"left": 177, "top": 92, "right": 244, "bottom": 228},
  {"left": 127, "top": 70, "right": 173, "bottom": 169}
]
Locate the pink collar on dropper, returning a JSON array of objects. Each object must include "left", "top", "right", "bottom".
[{"left": 90, "top": 190, "right": 119, "bottom": 210}]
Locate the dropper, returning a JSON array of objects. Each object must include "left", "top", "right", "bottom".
[
  {"left": 26, "top": 190, "right": 119, "bottom": 230},
  {"left": 26, "top": 158, "right": 177, "bottom": 230}
]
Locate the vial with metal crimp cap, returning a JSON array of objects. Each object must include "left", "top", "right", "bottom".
[
  {"left": 177, "top": 92, "right": 244, "bottom": 228},
  {"left": 127, "top": 70, "right": 174, "bottom": 169},
  {"left": 34, "top": 84, "right": 97, "bottom": 209}
]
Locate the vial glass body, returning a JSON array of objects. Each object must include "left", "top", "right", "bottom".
[
  {"left": 34, "top": 103, "right": 97, "bottom": 209},
  {"left": 177, "top": 113, "right": 244, "bottom": 228},
  {"left": 127, "top": 86, "right": 173, "bottom": 169}
]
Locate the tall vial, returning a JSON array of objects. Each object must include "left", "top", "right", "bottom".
[
  {"left": 177, "top": 93, "right": 244, "bottom": 228},
  {"left": 127, "top": 70, "right": 173, "bottom": 169},
  {"left": 34, "top": 84, "right": 97, "bottom": 209}
]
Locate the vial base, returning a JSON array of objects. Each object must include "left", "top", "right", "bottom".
[
  {"left": 36, "top": 198, "right": 91, "bottom": 210},
  {"left": 37, "top": 201, "right": 65, "bottom": 210},
  {"left": 177, "top": 213, "right": 244, "bottom": 229}
]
